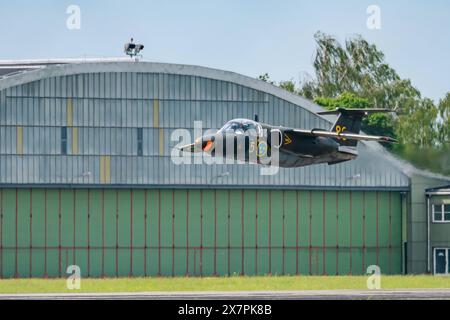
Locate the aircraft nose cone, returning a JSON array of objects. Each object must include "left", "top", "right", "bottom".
[{"left": 194, "top": 134, "right": 216, "bottom": 152}]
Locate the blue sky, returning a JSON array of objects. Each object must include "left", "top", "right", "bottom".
[{"left": 0, "top": 0, "right": 448, "bottom": 101}]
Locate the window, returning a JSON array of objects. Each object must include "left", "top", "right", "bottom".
[
  {"left": 137, "top": 128, "right": 143, "bottom": 156},
  {"left": 61, "top": 127, "right": 67, "bottom": 155},
  {"left": 434, "top": 248, "right": 450, "bottom": 275},
  {"left": 433, "top": 204, "right": 450, "bottom": 222}
]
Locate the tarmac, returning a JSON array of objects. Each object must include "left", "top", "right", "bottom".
[{"left": 1, "top": 289, "right": 450, "bottom": 300}]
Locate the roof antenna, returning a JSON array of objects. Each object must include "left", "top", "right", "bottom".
[
  {"left": 254, "top": 114, "right": 259, "bottom": 122},
  {"left": 124, "top": 38, "right": 144, "bottom": 61}
]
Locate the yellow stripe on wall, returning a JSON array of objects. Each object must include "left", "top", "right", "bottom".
[
  {"left": 153, "top": 99, "right": 159, "bottom": 128},
  {"left": 67, "top": 97, "right": 73, "bottom": 127},
  {"left": 100, "top": 156, "right": 111, "bottom": 184},
  {"left": 159, "top": 128, "right": 164, "bottom": 156},
  {"left": 72, "top": 127, "right": 78, "bottom": 155},
  {"left": 17, "top": 126, "right": 23, "bottom": 154}
]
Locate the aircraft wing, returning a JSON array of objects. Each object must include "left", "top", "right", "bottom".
[
  {"left": 291, "top": 129, "right": 397, "bottom": 143},
  {"left": 279, "top": 146, "right": 314, "bottom": 158},
  {"left": 317, "top": 108, "right": 393, "bottom": 116}
]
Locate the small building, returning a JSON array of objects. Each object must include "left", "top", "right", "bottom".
[{"left": 426, "top": 185, "right": 450, "bottom": 275}]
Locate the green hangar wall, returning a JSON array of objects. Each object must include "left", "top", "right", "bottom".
[
  {"left": 1, "top": 60, "right": 443, "bottom": 277},
  {"left": 0, "top": 188, "right": 402, "bottom": 277}
]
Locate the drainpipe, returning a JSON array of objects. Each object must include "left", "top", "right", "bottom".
[
  {"left": 401, "top": 191, "right": 408, "bottom": 274},
  {"left": 426, "top": 195, "right": 431, "bottom": 273}
]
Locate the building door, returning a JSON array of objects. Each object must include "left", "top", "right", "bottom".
[{"left": 434, "top": 248, "right": 449, "bottom": 275}]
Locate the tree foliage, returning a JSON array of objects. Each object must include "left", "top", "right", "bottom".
[
  {"left": 258, "top": 31, "right": 450, "bottom": 174},
  {"left": 438, "top": 92, "right": 450, "bottom": 145},
  {"left": 298, "top": 32, "right": 444, "bottom": 148},
  {"left": 314, "top": 92, "right": 394, "bottom": 137},
  {"left": 278, "top": 80, "right": 296, "bottom": 94},
  {"left": 301, "top": 31, "right": 399, "bottom": 103}
]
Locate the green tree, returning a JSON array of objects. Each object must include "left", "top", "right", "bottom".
[
  {"left": 258, "top": 74, "right": 297, "bottom": 93},
  {"left": 300, "top": 31, "right": 400, "bottom": 106},
  {"left": 395, "top": 98, "right": 438, "bottom": 147},
  {"left": 278, "top": 80, "right": 297, "bottom": 94},
  {"left": 260, "top": 32, "right": 449, "bottom": 174},
  {"left": 299, "top": 31, "right": 441, "bottom": 148},
  {"left": 438, "top": 92, "right": 450, "bottom": 145},
  {"left": 315, "top": 92, "right": 394, "bottom": 137}
]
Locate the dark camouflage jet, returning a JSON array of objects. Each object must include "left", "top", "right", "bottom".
[{"left": 180, "top": 108, "right": 396, "bottom": 168}]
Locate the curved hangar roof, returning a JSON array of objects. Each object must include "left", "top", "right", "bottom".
[{"left": 0, "top": 60, "right": 411, "bottom": 189}]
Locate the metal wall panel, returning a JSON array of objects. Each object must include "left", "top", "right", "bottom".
[
  {"left": 0, "top": 188, "right": 402, "bottom": 278},
  {"left": 0, "top": 71, "right": 409, "bottom": 188}
]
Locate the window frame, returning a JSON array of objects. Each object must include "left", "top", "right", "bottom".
[
  {"left": 61, "top": 126, "right": 67, "bottom": 155},
  {"left": 432, "top": 203, "right": 450, "bottom": 223},
  {"left": 137, "top": 127, "right": 143, "bottom": 156}
]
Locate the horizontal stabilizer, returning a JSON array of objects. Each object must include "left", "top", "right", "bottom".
[{"left": 317, "top": 108, "right": 393, "bottom": 116}]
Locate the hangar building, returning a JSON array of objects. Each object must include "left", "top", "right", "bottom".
[{"left": 0, "top": 59, "right": 449, "bottom": 278}]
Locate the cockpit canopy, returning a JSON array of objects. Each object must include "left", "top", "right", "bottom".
[{"left": 218, "top": 119, "right": 263, "bottom": 136}]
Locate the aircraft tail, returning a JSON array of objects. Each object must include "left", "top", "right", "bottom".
[{"left": 317, "top": 108, "right": 392, "bottom": 147}]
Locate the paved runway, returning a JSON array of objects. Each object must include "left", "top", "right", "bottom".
[{"left": 1, "top": 289, "right": 450, "bottom": 300}]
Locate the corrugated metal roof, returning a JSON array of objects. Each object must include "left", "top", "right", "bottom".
[{"left": 0, "top": 58, "right": 133, "bottom": 79}]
